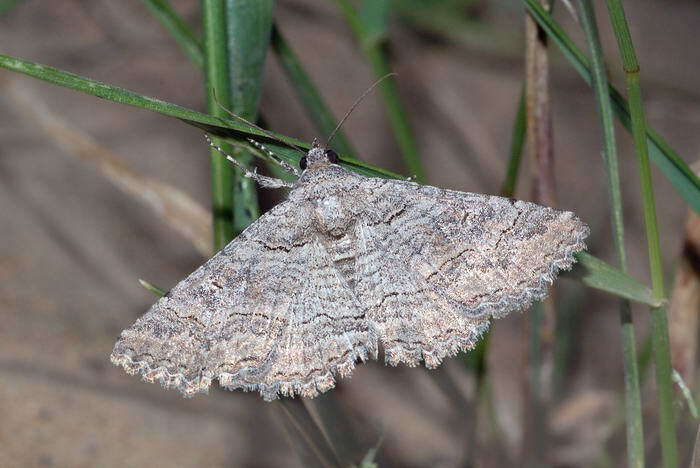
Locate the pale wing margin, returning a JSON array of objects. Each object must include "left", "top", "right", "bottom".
[
  {"left": 357, "top": 177, "right": 589, "bottom": 320},
  {"left": 111, "top": 201, "right": 377, "bottom": 400}
]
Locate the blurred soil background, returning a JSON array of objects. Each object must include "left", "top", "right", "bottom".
[{"left": 1, "top": 0, "right": 699, "bottom": 467}]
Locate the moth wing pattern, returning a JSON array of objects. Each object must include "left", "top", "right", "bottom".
[
  {"left": 351, "top": 177, "right": 588, "bottom": 365},
  {"left": 350, "top": 220, "right": 489, "bottom": 368},
  {"left": 111, "top": 200, "right": 377, "bottom": 400},
  {"left": 111, "top": 161, "right": 589, "bottom": 400}
]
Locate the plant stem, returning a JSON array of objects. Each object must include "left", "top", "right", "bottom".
[
  {"left": 141, "top": 0, "right": 356, "bottom": 164},
  {"left": 225, "top": 0, "right": 272, "bottom": 233},
  {"left": 523, "top": 3, "right": 555, "bottom": 461},
  {"left": 202, "top": 0, "right": 235, "bottom": 250},
  {"left": 576, "top": 1, "right": 644, "bottom": 466},
  {"left": 500, "top": 89, "right": 526, "bottom": 198},
  {"left": 604, "top": 1, "right": 677, "bottom": 466}
]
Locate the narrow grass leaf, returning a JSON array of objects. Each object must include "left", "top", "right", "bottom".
[
  {"left": 359, "top": 0, "right": 390, "bottom": 46},
  {"left": 0, "top": 54, "right": 405, "bottom": 180},
  {"left": 603, "top": 0, "right": 678, "bottom": 465},
  {"left": 141, "top": 0, "right": 204, "bottom": 69},
  {"left": 500, "top": 89, "right": 526, "bottom": 198},
  {"left": 203, "top": 0, "right": 236, "bottom": 249},
  {"left": 224, "top": 0, "right": 273, "bottom": 233},
  {"left": 572, "top": 252, "right": 659, "bottom": 307},
  {"left": 139, "top": 279, "right": 166, "bottom": 297},
  {"left": 577, "top": 0, "right": 645, "bottom": 465}
]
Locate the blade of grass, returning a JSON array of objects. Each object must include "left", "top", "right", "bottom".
[
  {"left": 270, "top": 25, "right": 358, "bottom": 160},
  {"left": 521, "top": 0, "right": 700, "bottom": 214},
  {"left": 203, "top": 0, "right": 236, "bottom": 250},
  {"left": 139, "top": 0, "right": 359, "bottom": 162},
  {"left": 500, "top": 89, "right": 527, "bottom": 198},
  {"left": 141, "top": 0, "right": 204, "bottom": 68},
  {"left": 139, "top": 279, "right": 167, "bottom": 297},
  {"left": 0, "top": 54, "right": 399, "bottom": 178},
  {"left": 0, "top": 0, "right": 23, "bottom": 15},
  {"left": 333, "top": 0, "right": 426, "bottom": 182},
  {"left": 224, "top": 0, "right": 272, "bottom": 233},
  {"left": 572, "top": 252, "right": 659, "bottom": 307},
  {"left": 604, "top": 1, "right": 677, "bottom": 465},
  {"left": 576, "top": 1, "right": 644, "bottom": 466}
]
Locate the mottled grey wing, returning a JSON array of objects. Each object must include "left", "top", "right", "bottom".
[
  {"left": 353, "top": 177, "right": 588, "bottom": 367},
  {"left": 111, "top": 200, "right": 377, "bottom": 401}
]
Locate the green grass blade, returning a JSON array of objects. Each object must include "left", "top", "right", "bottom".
[
  {"left": 334, "top": 0, "right": 426, "bottom": 182},
  {"left": 270, "top": 25, "right": 358, "bottom": 160},
  {"left": 203, "top": 0, "right": 236, "bottom": 250},
  {"left": 359, "top": 0, "right": 390, "bottom": 45},
  {"left": 604, "top": 1, "right": 677, "bottom": 465},
  {"left": 225, "top": 0, "right": 272, "bottom": 119},
  {"left": 138, "top": 279, "right": 167, "bottom": 297},
  {"left": 521, "top": 0, "right": 700, "bottom": 214},
  {"left": 140, "top": 1, "right": 360, "bottom": 164},
  {"left": 0, "top": 0, "right": 23, "bottom": 15},
  {"left": 577, "top": 1, "right": 644, "bottom": 465},
  {"left": 0, "top": 53, "right": 399, "bottom": 176},
  {"left": 141, "top": 0, "right": 204, "bottom": 69},
  {"left": 225, "top": 0, "right": 273, "bottom": 233},
  {"left": 572, "top": 252, "right": 660, "bottom": 307},
  {"left": 500, "top": 88, "right": 526, "bottom": 198}
]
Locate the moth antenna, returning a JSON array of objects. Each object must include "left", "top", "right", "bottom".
[
  {"left": 325, "top": 72, "right": 397, "bottom": 146},
  {"left": 210, "top": 88, "right": 307, "bottom": 156}
]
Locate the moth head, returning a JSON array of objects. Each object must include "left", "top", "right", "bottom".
[{"left": 300, "top": 139, "right": 340, "bottom": 171}]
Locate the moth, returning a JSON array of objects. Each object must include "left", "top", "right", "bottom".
[{"left": 111, "top": 136, "right": 588, "bottom": 401}]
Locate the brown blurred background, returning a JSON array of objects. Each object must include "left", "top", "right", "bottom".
[{"left": 1, "top": 0, "right": 699, "bottom": 466}]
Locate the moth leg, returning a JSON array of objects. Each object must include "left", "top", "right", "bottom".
[
  {"left": 205, "top": 135, "right": 294, "bottom": 189},
  {"left": 246, "top": 138, "right": 301, "bottom": 177}
]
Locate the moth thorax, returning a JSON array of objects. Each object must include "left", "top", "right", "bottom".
[{"left": 314, "top": 195, "right": 351, "bottom": 237}]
